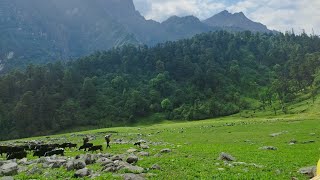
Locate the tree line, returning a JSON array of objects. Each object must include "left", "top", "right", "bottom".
[{"left": 1, "top": 31, "right": 320, "bottom": 140}]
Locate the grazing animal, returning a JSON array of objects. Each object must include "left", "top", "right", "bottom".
[
  {"left": 33, "top": 147, "right": 55, "bottom": 157},
  {"left": 134, "top": 142, "right": 141, "bottom": 147},
  {"left": 60, "top": 143, "right": 77, "bottom": 149},
  {"left": 88, "top": 145, "right": 103, "bottom": 152},
  {"left": 7, "top": 151, "right": 27, "bottom": 160},
  {"left": 44, "top": 148, "right": 64, "bottom": 156},
  {"left": 0, "top": 146, "right": 9, "bottom": 156},
  {"left": 79, "top": 143, "right": 93, "bottom": 151}
]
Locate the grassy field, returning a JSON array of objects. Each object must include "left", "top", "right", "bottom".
[{"left": 1, "top": 97, "right": 320, "bottom": 179}]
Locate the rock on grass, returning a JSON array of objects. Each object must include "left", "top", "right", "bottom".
[{"left": 218, "top": 152, "right": 236, "bottom": 161}]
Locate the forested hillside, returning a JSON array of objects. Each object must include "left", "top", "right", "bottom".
[{"left": 1, "top": 31, "right": 320, "bottom": 140}]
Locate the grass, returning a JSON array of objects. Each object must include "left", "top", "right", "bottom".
[{"left": 2, "top": 96, "right": 320, "bottom": 179}]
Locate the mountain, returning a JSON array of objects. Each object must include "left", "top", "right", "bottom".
[
  {"left": 161, "top": 15, "right": 218, "bottom": 40},
  {"left": 0, "top": 1, "right": 274, "bottom": 72},
  {"left": 203, "top": 10, "right": 271, "bottom": 33}
]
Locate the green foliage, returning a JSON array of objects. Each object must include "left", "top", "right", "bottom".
[{"left": 1, "top": 31, "right": 320, "bottom": 140}]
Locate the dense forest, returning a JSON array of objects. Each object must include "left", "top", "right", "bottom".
[{"left": 1, "top": 31, "right": 320, "bottom": 140}]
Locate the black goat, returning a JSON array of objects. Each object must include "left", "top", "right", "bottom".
[
  {"left": 134, "top": 142, "right": 141, "bottom": 147},
  {"left": 88, "top": 145, "right": 103, "bottom": 152},
  {"left": 44, "top": 148, "right": 64, "bottom": 156},
  {"left": 7, "top": 151, "right": 27, "bottom": 160},
  {"left": 79, "top": 143, "right": 93, "bottom": 151}
]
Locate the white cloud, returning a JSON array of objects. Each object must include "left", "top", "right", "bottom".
[
  {"left": 227, "top": 0, "right": 320, "bottom": 34},
  {"left": 133, "top": 0, "right": 320, "bottom": 34},
  {"left": 133, "top": 0, "right": 226, "bottom": 21}
]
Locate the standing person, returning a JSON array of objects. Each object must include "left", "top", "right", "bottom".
[
  {"left": 105, "top": 134, "right": 112, "bottom": 148},
  {"left": 83, "top": 136, "right": 89, "bottom": 145}
]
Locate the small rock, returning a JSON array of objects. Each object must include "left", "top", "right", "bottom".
[
  {"left": 0, "top": 162, "right": 18, "bottom": 176},
  {"left": 259, "top": 146, "right": 277, "bottom": 150},
  {"left": 218, "top": 152, "right": 236, "bottom": 161},
  {"left": 302, "top": 140, "right": 315, "bottom": 144},
  {"left": 160, "top": 149, "right": 171, "bottom": 153},
  {"left": 18, "top": 158, "right": 28, "bottom": 165},
  {"left": 141, "top": 145, "right": 149, "bottom": 149},
  {"left": 127, "top": 149, "right": 138, "bottom": 153},
  {"left": 74, "top": 168, "right": 91, "bottom": 178},
  {"left": 122, "top": 173, "right": 145, "bottom": 180},
  {"left": 298, "top": 166, "right": 316, "bottom": 178},
  {"left": 270, "top": 132, "right": 282, "bottom": 137},
  {"left": 217, "top": 168, "right": 225, "bottom": 171},
  {"left": 137, "top": 152, "right": 149, "bottom": 157},
  {"left": 127, "top": 155, "right": 138, "bottom": 164},
  {"left": 151, "top": 164, "right": 161, "bottom": 170}
]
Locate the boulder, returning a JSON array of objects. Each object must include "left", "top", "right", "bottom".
[
  {"left": 73, "top": 160, "right": 86, "bottom": 170},
  {"left": 218, "top": 152, "right": 236, "bottom": 161},
  {"left": 83, "top": 154, "right": 96, "bottom": 165},
  {"left": 74, "top": 168, "right": 91, "bottom": 178},
  {"left": 97, "top": 158, "right": 113, "bottom": 166},
  {"left": 122, "top": 173, "right": 145, "bottom": 180},
  {"left": 0, "top": 176, "right": 14, "bottom": 180},
  {"left": 137, "top": 152, "right": 149, "bottom": 157},
  {"left": 115, "top": 161, "right": 144, "bottom": 173},
  {"left": 160, "top": 149, "right": 171, "bottom": 153},
  {"left": 0, "top": 162, "right": 18, "bottom": 176},
  {"left": 126, "top": 155, "right": 138, "bottom": 164},
  {"left": 298, "top": 166, "right": 316, "bottom": 178}
]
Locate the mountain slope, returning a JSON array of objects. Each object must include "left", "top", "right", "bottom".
[
  {"left": 0, "top": 1, "right": 274, "bottom": 73},
  {"left": 204, "top": 10, "right": 271, "bottom": 33}
]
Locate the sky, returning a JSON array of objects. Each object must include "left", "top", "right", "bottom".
[{"left": 133, "top": 0, "right": 320, "bottom": 34}]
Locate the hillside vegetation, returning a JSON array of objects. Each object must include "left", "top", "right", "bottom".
[{"left": 1, "top": 31, "right": 320, "bottom": 140}]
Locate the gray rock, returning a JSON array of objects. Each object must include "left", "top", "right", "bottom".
[
  {"left": 83, "top": 154, "right": 96, "bottom": 165},
  {"left": 17, "top": 158, "right": 28, "bottom": 165},
  {"left": 73, "top": 160, "right": 86, "bottom": 170},
  {"left": 217, "top": 168, "right": 225, "bottom": 171},
  {"left": 259, "top": 146, "right": 277, "bottom": 150},
  {"left": 111, "top": 155, "right": 123, "bottom": 161},
  {"left": 66, "top": 161, "right": 74, "bottom": 171},
  {"left": 0, "top": 176, "right": 14, "bottom": 180},
  {"left": 0, "top": 162, "right": 18, "bottom": 176},
  {"left": 97, "top": 158, "right": 113, "bottom": 166},
  {"left": 122, "top": 173, "right": 145, "bottom": 180},
  {"left": 74, "top": 168, "right": 91, "bottom": 178},
  {"left": 218, "top": 152, "right": 236, "bottom": 161},
  {"left": 298, "top": 166, "right": 316, "bottom": 178},
  {"left": 27, "top": 166, "right": 42, "bottom": 175},
  {"left": 137, "top": 152, "right": 149, "bottom": 157},
  {"left": 151, "top": 164, "right": 161, "bottom": 170},
  {"left": 103, "top": 166, "right": 117, "bottom": 173},
  {"left": 270, "top": 132, "right": 282, "bottom": 137},
  {"left": 141, "top": 145, "right": 149, "bottom": 149},
  {"left": 160, "top": 149, "right": 171, "bottom": 153},
  {"left": 115, "top": 161, "right": 144, "bottom": 173},
  {"left": 127, "top": 149, "right": 138, "bottom": 153},
  {"left": 126, "top": 155, "right": 138, "bottom": 164}
]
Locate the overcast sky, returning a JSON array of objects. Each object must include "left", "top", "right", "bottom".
[{"left": 133, "top": 0, "right": 320, "bottom": 34}]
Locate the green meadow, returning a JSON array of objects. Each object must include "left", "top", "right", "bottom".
[{"left": 2, "top": 97, "right": 320, "bottom": 180}]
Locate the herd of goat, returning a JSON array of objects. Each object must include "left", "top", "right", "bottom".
[{"left": 0, "top": 142, "right": 104, "bottom": 160}]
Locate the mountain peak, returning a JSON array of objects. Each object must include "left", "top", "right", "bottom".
[{"left": 203, "top": 10, "right": 271, "bottom": 33}]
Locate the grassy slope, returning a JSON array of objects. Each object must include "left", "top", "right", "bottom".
[{"left": 3, "top": 96, "right": 320, "bottom": 179}]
